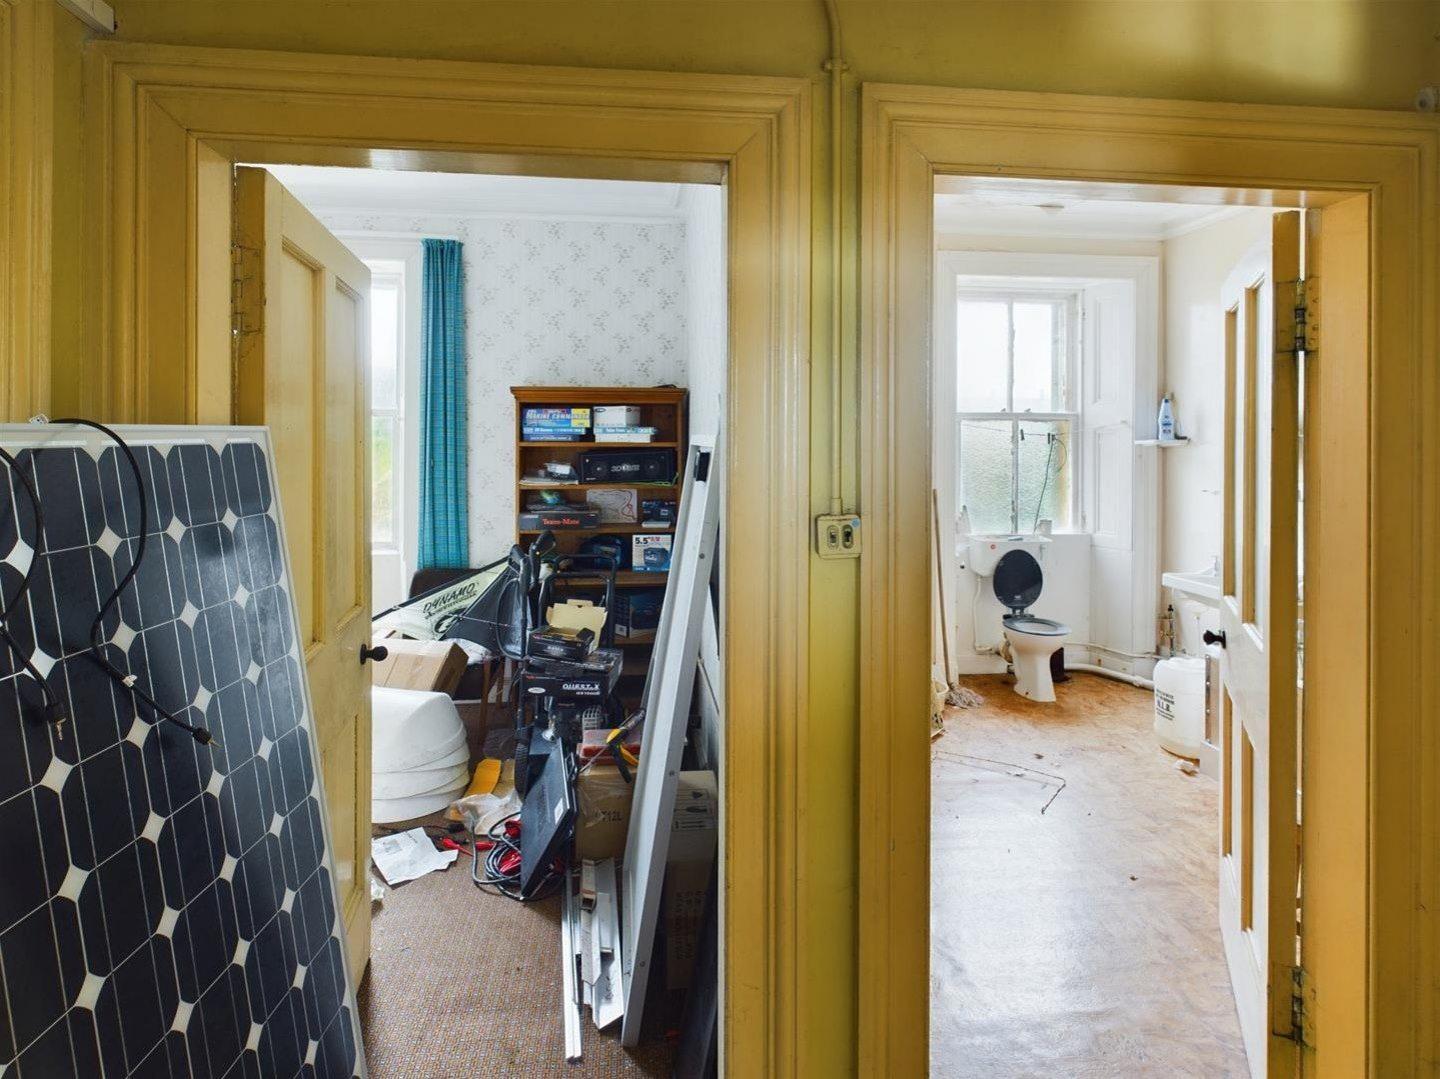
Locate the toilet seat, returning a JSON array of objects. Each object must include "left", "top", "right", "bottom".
[{"left": 1002, "top": 614, "right": 1068, "bottom": 636}]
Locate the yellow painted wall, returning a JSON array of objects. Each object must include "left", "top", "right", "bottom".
[{"left": 22, "top": 2, "right": 1440, "bottom": 1073}]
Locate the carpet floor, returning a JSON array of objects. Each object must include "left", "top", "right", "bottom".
[
  {"left": 357, "top": 855, "right": 675, "bottom": 1077},
  {"left": 931, "top": 672, "right": 1248, "bottom": 1078}
]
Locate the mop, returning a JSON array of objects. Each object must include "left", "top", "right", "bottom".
[{"left": 933, "top": 489, "right": 984, "bottom": 718}]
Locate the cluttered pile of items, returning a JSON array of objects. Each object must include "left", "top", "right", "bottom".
[{"left": 367, "top": 434, "right": 721, "bottom": 1068}]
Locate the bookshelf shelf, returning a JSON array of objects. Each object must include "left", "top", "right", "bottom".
[{"left": 519, "top": 440, "right": 681, "bottom": 449}]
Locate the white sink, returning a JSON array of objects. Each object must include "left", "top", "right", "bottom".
[{"left": 1162, "top": 569, "right": 1221, "bottom": 603}]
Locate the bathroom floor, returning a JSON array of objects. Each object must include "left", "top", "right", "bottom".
[{"left": 930, "top": 673, "right": 1248, "bottom": 1078}]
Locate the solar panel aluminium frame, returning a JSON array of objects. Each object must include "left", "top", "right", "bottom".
[
  {"left": 0, "top": 422, "right": 369, "bottom": 1076},
  {"left": 619, "top": 440, "right": 720, "bottom": 1046}
]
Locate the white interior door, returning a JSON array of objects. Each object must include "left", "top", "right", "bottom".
[{"left": 1217, "top": 211, "right": 1303, "bottom": 1076}]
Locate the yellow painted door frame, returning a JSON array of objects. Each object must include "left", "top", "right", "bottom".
[
  {"left": 83, "top": 42, "right": 810, "bottom": 1077},
  {"left": 860, "top": 84, "right": 1438, "bottom": 1078},
  {"left": 0, "top": 0, "right": 55, "bottom": 422}
]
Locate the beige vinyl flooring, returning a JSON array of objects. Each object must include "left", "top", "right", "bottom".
[{"left": 931, "top": 673, "right": 1248, "bottom": 1078}]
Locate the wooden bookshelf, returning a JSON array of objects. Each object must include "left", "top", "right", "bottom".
[{"left": 512, "top": 385, "right": 688, "bottom": 690}]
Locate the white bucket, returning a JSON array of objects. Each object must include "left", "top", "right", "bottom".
[{"left": 1153, "top": 655, "right": 1206, "bottom": 759}]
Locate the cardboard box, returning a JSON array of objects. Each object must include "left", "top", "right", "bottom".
[
  {"left": 631, "top": 533, "right": 672, "bottom": 572},
  {"left": 593, "top": 405, "right": 641, "bottom": 427},
  {"left": 453, "top": 699, "right": 493, "bottom": 764},
  {"left": 575, "top": 764, "right": 634, "bottom": 862},
  {"left": 664, "top": 770, "right": 718, "bottom": 989},
  {"left": 369, "top": 638, "right": 468, "bottom": 695}
]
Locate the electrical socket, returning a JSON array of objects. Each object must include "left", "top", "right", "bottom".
[{"left": 815, "top": 514, "right": 862, "bottom": 559}]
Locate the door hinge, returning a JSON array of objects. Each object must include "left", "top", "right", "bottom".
[
  {"left": 231, "top": 243, "right": 263, "bottom": 339},
  {"left": 1277, "top": 277, "right": 1320, "bottom": 356},
  {"left": 1285, "top": 964, "right": 1315, "bottom": 1048}
]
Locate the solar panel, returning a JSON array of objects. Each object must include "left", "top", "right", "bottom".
[{"left": 0, "top": 425, "right": 366, "bottom": 1078}]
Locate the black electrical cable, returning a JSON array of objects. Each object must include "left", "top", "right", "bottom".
[
  {"left": 51, "top": 419, "right": 220, "bottom": 750},
  {"left": 469, "top": 810, "right": 563, "bottom": 902},
  {"left": 0, "top": 446, "right": 69, "bottom": 735}
]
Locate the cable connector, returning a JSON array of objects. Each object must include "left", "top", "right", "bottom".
[
  {"left": 190, "top": 726, "right": 222, "bottom": 750},
  {"left": 43, "top": 701, "right": 69, "bottom": 741}
]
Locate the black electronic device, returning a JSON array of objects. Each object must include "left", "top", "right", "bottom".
[
  {"left": 578, "top": 448, "right": 676, "bottom": 484},
  {"left": 528, "top": 624, "right": 596, "bottom": 661},
  {"left": 521, "top": 647, "right": 624, "bottom": 699},
  {"left": 519, "top": 734, "right": 575, "bottom": 898}
]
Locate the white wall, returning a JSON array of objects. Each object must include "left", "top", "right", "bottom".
[
  {"left": 681, "top": 186, "right": 727, "bottom": 447},
  {"left": 319, "top": 209, "right": 690, "bottom": 567},
  {"left": 1159, "top": 210, "right": 1275, "bottom": 578}
]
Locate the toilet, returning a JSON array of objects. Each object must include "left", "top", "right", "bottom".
[{"left": 993, "top": 549, "right": 1070, "bottom": 702}]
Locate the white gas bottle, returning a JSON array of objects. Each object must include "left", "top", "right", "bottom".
[{"left": 1152, "top": 656, "right": 1206, "bottom": 758}]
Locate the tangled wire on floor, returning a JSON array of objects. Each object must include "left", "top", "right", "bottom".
[{"left": 470, "top": 811, "right": 565, "bottom": 902}]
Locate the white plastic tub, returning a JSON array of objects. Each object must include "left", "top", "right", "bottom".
[{"left": 1153, "top": 655, "right": 1206, "bottom": 759}]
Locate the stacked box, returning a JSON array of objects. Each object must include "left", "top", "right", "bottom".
[
  {"left": 632, "top": 533, "right": 672, "bottom": 572},
  {"left": 614, "top": 588, "right": 664, "bottom": 636},
  {"left": 522, "top": 406, "right": 591, "bottom": 431}
]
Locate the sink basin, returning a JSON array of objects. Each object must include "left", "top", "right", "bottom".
[{"left": 1162, "top": 569, "right": 1221, "bottom": 603}]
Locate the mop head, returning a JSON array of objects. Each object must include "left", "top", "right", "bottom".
[{"left": 946, "top": 685, "right": 984, "bottom": 708}]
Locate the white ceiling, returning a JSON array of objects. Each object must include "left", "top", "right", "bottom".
[
  {"left": 935, "top": 183, "right": 1260, "bottom": 241},
  {"left": 259, "top": 165, "right": 692, "bottom": 219}
]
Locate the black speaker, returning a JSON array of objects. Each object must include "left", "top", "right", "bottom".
[{"left": 578, "top": 448, "right": 676, "bottom": 484}]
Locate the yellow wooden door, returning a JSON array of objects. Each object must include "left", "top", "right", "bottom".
[
  {"left": 232, "top": 166, "right": 373, "bottom": 986},
  {"left": 1217, "top": 211, "right": 1303, "bottom": 1076}
]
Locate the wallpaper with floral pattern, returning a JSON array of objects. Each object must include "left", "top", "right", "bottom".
[{"left": 319, "top": 211, "right": 689, "bottom": 565}]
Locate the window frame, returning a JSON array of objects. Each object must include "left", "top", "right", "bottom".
[
  {"left": 953, "top": 287, "right": 1082, "bottom": 533},
  {"left": 366, "top": 261, "right": 406, "bottom": 553},
  {"left": 331, "top": 233, "right": 426, "bottom": 607}
]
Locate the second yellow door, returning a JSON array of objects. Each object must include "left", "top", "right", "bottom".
[{"left": 232, "top": 166, "right": 373, "bottom": 986}]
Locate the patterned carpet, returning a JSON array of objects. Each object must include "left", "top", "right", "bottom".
[
  {"left": 357, "top": 857, "right": 675, "bottom": 1077},
  {"left": 931, "top": 673, "right": 1248, "bottom": 1078}
]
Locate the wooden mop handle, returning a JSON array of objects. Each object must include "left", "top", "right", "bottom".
[{"left": 931, "top": 488, "right": 953, "bottom": 684}]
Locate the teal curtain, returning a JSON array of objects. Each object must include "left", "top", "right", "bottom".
[{"left": 418, "top": 239, "right": 469, "bottom": 568}]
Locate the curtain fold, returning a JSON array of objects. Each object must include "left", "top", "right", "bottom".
[{"left": 417, "top": 238, "right": 469, "bottom": 568}]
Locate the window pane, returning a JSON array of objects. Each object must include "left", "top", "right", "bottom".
[
  {"left": 956, "top": 299, "right": 1010, "bottom": 412},
  {"left": 1012, "top": 302, "right": 1062, "bottom": 412},
  {"left": 1016, "top": 419, "right": 1072, "bottom": 532},
  {"left": 958, "top": 418, "right": 1014, "bottom": 534},
  {"left": 372, "top": 415, "right": 395, "bottom": 545},
  {"left": 371, "top": 280, "right": 400, "bottom": 411}
]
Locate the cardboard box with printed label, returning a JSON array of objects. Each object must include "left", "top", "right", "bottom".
[
  {"left": 575, "top": 764, "right": 634, "bottom": 862},
  {"left": 664, "top": 770, "right": 718, "bottom": 990}
]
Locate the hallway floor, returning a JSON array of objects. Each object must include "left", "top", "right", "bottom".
[{"left": 931, "top": 673, "right": 1248, "bottom": 1078}]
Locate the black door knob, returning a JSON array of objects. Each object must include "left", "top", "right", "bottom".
[
  {"left": 359, "top": 643, "right": 389, "bottom": 665},
  {"left": 1202, "top": 629, "right": 1227, "bottom": 648}
]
